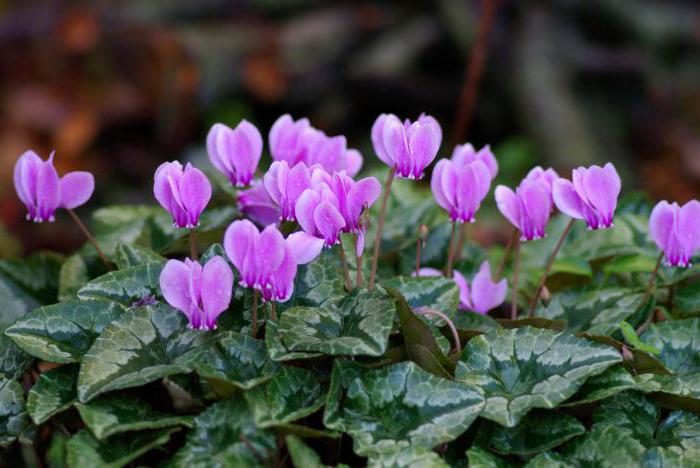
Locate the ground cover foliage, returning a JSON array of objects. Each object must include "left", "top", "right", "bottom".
[{"left": 1, "top": 183, "right": 700, "bottom": 467}]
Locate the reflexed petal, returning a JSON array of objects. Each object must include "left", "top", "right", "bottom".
[
  {"left": 439, "top": 160, "right": 459, "bottom": 209},
  {"left": 224, "top": 219, "right": 259, "bottom": 273},
  {"left": 553, "top": 179, "right": 585, "bottom": 220},
  {"left": 371, "top": 114, "right": 393, "bottom": 166},
  {"left": 179, "top": 166, "right": 212, "bottom": 224},
  {"left": 13, "top": 150, "right": 42, "bottom": 206},
  {"left": 153, "top": 162, "right": 181, "bottom": 212},
  {"left": 495, "top": 185, "right": 521, "bottom": 230},
  {"left": 36, "top": 160, "right": 60, "bottom": 221},
  {"left": 678, "top": 200, "right": 700, "bottom": 255},
  {"left": 469, "top": 261, "right": 507, "bottom": 314},
  {"left": 453, "top": 270, "right": 472, "bottom": 310},
  {"left": 414, "top": 267, "right": 443, "bottom": 277},
  {"left": 475, "top": 145, "right": 498, "bottom": 179},
  {"left": 407, "top": 120, "right": 440, "bottom": 177},
  {"left": 471, "top": 160, "right": 492, "bottom": 201},
  {"left": 201, "top": 256, "right": 234, "bottom": 328},
  {"left": 206, "top": 124, "right": 233, "bottom": 175},
  {"left": 159, "top": 260, "right": 192, "bottom": 315},
  {"left": 273, "top": 250, "right": 297, "bottom": 302},
  {"left": 257, "top": 225, "right": 287, "bottom": 276},
  {"left": 649, "top": 201, "right": 676, "bottom": 253},
  {"left": 382, "top": 115, "right": 408, "bottom": 172},
  {"left": 355, "top": 230, "right": 365, "bottom": 257},
  {"left": 582, "top": 164, "right": 620, "bottom": 222},
  {"left": 286, "top": 162, "right": 312, "bottom": 212},
  {"left": 347, "top": 176, "right": 381, "bottom": 226},
  {"left": 227, "top": 120, "right": 263, "bottom": 185},
  {"left": 59, "top": 171, "right": 94, "bottom": 209},
  {"left": 518, "top": 180, "right": 551, "bottom": 237},
  {"left": 314, "top": 201, "right": 346, "bottom": 244},
  {"left": 344, "top": 149, "right": 363, "bottom": 177},
  {"left": 238, "top": 180, "right": 281, "bottom": 226},
  {"left": 451, "top": 143, "right": 475, "bottom": 166},
  {"left": 295, "top": 189, "right": 321, "bottom": 236},
  {"left": 431, "top": 159, "right": 451, "bottom": 212},
  {"left": 287, "top": 231, "right": 325, "bottom": 264},
  {"left": 309, "top": 133, "right": 346, "bottom": 172}
]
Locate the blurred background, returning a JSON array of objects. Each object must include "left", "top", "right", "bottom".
[{"left": 1, "top": 0, "right": 699, "bottom": 257}]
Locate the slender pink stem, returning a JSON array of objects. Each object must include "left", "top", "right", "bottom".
[
  {"left": 445, "top": 222, "right": 459, "bottom": 278},
  {"left": 368, "top": 167, "right": 395, "bottom": 289},
  {"left": 66, "top": 208, "right": 110, "bottom": 269},
  {"left": 355, "top": 233, "right": 363, "bottom": 288},
  {"left": 189, "top": 229, "right": 198, "bottom": 260},
  {"left": 251, "top": 290, "right": 259, "bottom": 337},
  {"left": 511, "top": 236, "right": 520, "bottom": 320},
  {"left": 636, "top": 252, "right": 665, "bottom": 335},
  {"left": 415, "top": 307, "right": 461, "bottom": 354},
  {"left": 338, "top": 237, "right": 352, "bottom": 291}
]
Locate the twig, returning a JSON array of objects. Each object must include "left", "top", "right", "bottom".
[
  {"left": 239, "top": 433, "right": 268, "bottom": 466},
  {"left": 66, "top": 208, "right": 110, "bottom": 268},
  {"left": 528, "top": 219, "right": 574, "bottom": 318},
  {"left": 511, "top": 236, "right": 520, "bottom": 320},
  {"left": 368, "top": 167, "right": 396, "bottom": 289},
  {"left": 636, "top": 252, "right": 665, "bottom": 335},
  {"left": 444, "top": 222, "right": 459, "bottom": 278},
  {"left": 415, "top": 307, "right": 461, "bottom": 354},
  {"left": 338, "top": 237, "right": 352, "bottom": 291}
]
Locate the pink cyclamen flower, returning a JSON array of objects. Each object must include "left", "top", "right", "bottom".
[
  {"left": 293, "top": 172, "right": 382, "bottom": 259},
  {"left": 224, "top": 220, "right": 301, "bottom": 302},
  {"left": 14, "top": 150, "right": 94, "bottom": 223},
  {"left": 206, "top": 120, "right": 262, "bottom": 187},
  {"left": 649, "top": 200, "right": 700, "bottom": 267},
  {"left": 238, "top": 179, "right": 282, "bottom": 226},
  {"left": 414, "top": 261, "right": 506, "bottom": 314},
  {"left": 495, "top": 171, "right": 556, "bottom": 241},
  {"left": 552, "top": 163, "right": 621, "bottom": 230},
  {"left": 159, "top": 256, "right": 233, "bottom": 330},
  {"left": 263, "top": 161, "right": 314, "bottom": 221},
  {"left": 371, "top": 113, "right": 442, "bottom": 179},
  {"left": 431, "top": 158, "right": 492, "bottom": 223},
  {"left": 268, "top": 114, "right": 362, "bottom": 176},
  {"left": 451, "top": 143, "right": 498, "bottom": 179},
  {"left": 154, "top": 161, "right": 212, "bottom": 228}
]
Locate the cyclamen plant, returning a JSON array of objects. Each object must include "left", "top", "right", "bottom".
[{"left": 6, "top": 112, "right": 700, "bottom": 467}]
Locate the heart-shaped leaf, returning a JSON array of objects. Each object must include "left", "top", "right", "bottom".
[
  {"left": 5, "top": 300, "right": 125, "bottom": 363},
  {"left": 75, "top": 394, "right": 193, "bottom": 439},
  {"left": 641, "top": 318, "right": 700, "bottom": 373},
  {"left": 77, "top": 263, "right": 165, "bottom": 306},
  {"left": 0, "top": 325, "right": 32, "bottom": 380},
  {"left": 465, "top": 446, "right": 513, "bottom": 468},
  {"left": 0, "top": 272, "right": 39, "bottom": 326},
  {"left": 77, "top": 304, "right": 209, "bottom": 402},
  {"left": 169, "top": 398, "right": 275, "bottom": 467},
  {"left": 324, "top": 360, "right": 484, "bottom": 456},
  {"left": 674, "top": 283, "right": 700, "bottom": 318},
  {"left": 367, "top": 446, "right": 450, "bottom": 468},
  {"left": 285, "top": 435, "right": 326, "bottom": 468},
  {"left": 244, "top": 366, "right": 326, "bottom": 429},
  {"left": 27, "top": 365, "right": 77, "bottom": 425},
  {"left": 113, "top": 243, "right": 165, "bottom": 269},
  {"left": 560, "top": 425, "right": 646, "bottom": 467},
  {"left": 278, "top": 288, "right": 396, "bottom": 357},
  {"left": 0, "top": 378, "right": 28, "bottom": 447},
  {"left": 381, "top": 276, "right": 459, "bottom": 318},
  {"left": 455, "top": 326, "right": 621, "bottom": 427},
  {"left": 0, "top": 251, "right": 63, "bottom": 304}
]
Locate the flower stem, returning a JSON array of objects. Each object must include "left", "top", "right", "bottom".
[
  {"left": 511, "top": 236, "right": 521, "bottom": 320},
  {"left": 66, "top": 208, "right": 110, "bottom": 269},
  {"left": 190, "top": 229, "right": 198, "bottom": 260},
  {"left": 636, "top": 252, "right": 665, "bottom": 335},
  {"left": 415, "top": 307, "right": 461, "bottom": 354},
  {"left": 454, "top": 223, "right": 468, "bottom": 265},
  {"left": 355, "top": 233, "right": 363, "bottom": 288},
  {"left": 415, "top": 234, "right": 423, "bottom": 277},
  {"left": 445, "top": 222, "right": 458, "bottom": 278},
  {"left": 528, "top": 219, "right": 574, "bottom": 318},
  {"left": 495, "top": 227, "right": 518, "bottom": 281},
  {"left": 270, "top": 301, "right": 277, "bottom": 321},
  {"left": 338, "top": 237, "right": 352, "bottom": 291},
  {"left": 251, "top": 290, "right": 259, "bottom": 337},
  {"left": 368, "top": 167, "right": 395, "bottom": 289}
]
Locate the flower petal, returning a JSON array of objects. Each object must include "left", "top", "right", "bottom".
[
  {"left": 287, "top": 231, "right": 325, "bottom": 264},
  {"left": 518, "top": 179, "right": 552, "bottom": 238},
  {"left": 552, "top": 179, "right": 585, "bottom": 220},
  {"left": 179, "top": 165, "right": 212, "bottom": 224},
  {"left": 206, "top": 124, "right": 233, "bottom": 175},
  {"left": 59, "top": 171, "right": 94, "bottom": 209},
  {"left": 201, "top": 256, "right": 233, "bottom": 329},
  {"left": 495, "top": 185, "right": 521, "bottom": 230},
  {"left": 413, "top": 267, "right": 443, "bottom": 277},
  {"left": 453, "top": 270, "right": 472, "bottom": 310},
  {"left": 224, "top": 219, "right": 259, "bottom": 273},
  {"left": 344, "top": 148, "right": 363, "bottom": 177},
  {"left": 678, "top": 200, "right": 700, "bottom": 256},
  {"left": 347, "top": 176, "right": 381, "bottom": 227},
  {"left": 469, "top": 261, "right": 507, "bottom": 314},
  {"left": 295, "top": 189, "right": 321, "bottom": 236},
  {"left": 36, "top": 160, "right": 60, "bottom": 221},
  {"left": 13, "top": 150, "right": 42, "bottom": 206},
  {"left": 649, "top": 201, "right": 676, "bottom": 254},
  {"left": 382, "top": 115, "right": 408, "bottom": 172},
  {"left": 582, "top": 163, "right": 620, "bottom": 223},
  {"left": 371, "top": 114, "right": 393, "bottom": 166},
  {"left": 159, "top": 259, "right": 192, "bottom": 315},
  {"left": 431, "top": 159, "right": 451, "bottom": 212},
  {"left": 314, "top": 201, "right": 346, "bottom": 244}
]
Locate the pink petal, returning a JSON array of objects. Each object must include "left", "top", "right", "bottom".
[
  {"left": 287, "top": 231, "right": 325, "bottom": 264},
  {"left": 355, "top": 229, "right": 365, "bottom": 257},
  {"left": 179, "top": 165, "right": 212, "bottom": 225},
  {"left": 314, "top": 201, "right": 346, "bottom": 244},
  {"left": 229, "top": 120, "right": 262, "bottom": 180},
  {"left": 518, "top": 179, "right": 551, "bottom": 238},
  {"left": 582, "top": 164, "right": 620, "bottom": 222},
  {"left": 153, "top": 162, "right": 182, "bottom": 213},
  {"left": 206, "top": 124, "right": 233, "bottom": 175},
  {"left": 238, "top": 180, "right": 281, "bottom": 226},
  {"left": 678, "top": 200, "right": 700, "bottom": 256},
  {"left": 295, "top": 189, "right": 321, "bottom": 237},
  {"left": 159, "top": 259, "right": 192, "bottom": 316},
  {"left": 649, "top": 201, "right": 675, "bottom": 254},
  {"left": 453, "top": 270, "right": 472, "bottom": 310},
  {"left": 439, "top": 160, "right": 459, "bottom": 210},
  {"left": 451, "top": 143, "right": 475, "bottom": 166},
  {"left": 201, "top": 256, "right": 234, "bottom": 329},
  {"left": 269, "top": 114, "right": 310, "bottom": 164},
  {"left": 407, "top": 120, "right": 440, "bottom": 177},
  {"left": 344, "top": 149, "right": 363, "bottom": 177},
  {"left": 257, "top": 224, "right": 288, "bottom": 277},
  {"left": 371, "top": 114, "right": 393, "bottom": 166},
  {"left": 273, "top": 250, "right": 297, "bottom": 302},
  {"left": 13, "top": 150, "right": 42, "bottom": 206},
  {"left": 414, "top": 267, "right": 443, "bottom": 277},
  {"left": 382, "top": 115, "right": 408, "bottom": 172},
  {"left": 59, "top": 171, "right": 94, "bottom": 209},
  {"left": 347, "top": 176, "right": 381, "bottom": 227},
  {"left": 495, "top": 185, "right": 521, "bottom": 230},
  {"left": 36, "top": 160, "right": 60, "bottom": 221},
  {"left": 552, "top": 179, "right": 585, "bottom": 220},
  {"left": 471, "top": 160, "right": 492, "bottom": 201},
  {"left": 475, "top": 145, "right": 498, "bottom": 179},
  {"left": 224, "top": 219, "right": 259, "bottom": 273},
  {"left": 469, "top": 261, "right": 507, "bottom": 314},
  {"left": 431, "top": 159, "right": 451, "bottom": 212}
]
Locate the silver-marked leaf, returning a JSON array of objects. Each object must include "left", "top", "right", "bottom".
[
  {"left": 5, "top": 300, "right": 125, "bottom": 363},
  {"left": 283, "top": 249, "right": 346, "bottom": 311},
  {"left": 178, "top": 331, "right": 279, "bottom": 391},
  {"left": 89, "top": 205, "right": 167, "bottom": 256},
  {"left": 75, "top": 394, "right": 193, "bottom": 439},
  {"left": 641, "top": 318, "right": 700, "bottom": 373},
  {"left": 0, "top": 271, "right": 39, "bottom": 326},
  {"left": 169, "top": 398, "right": 275, "bottom": 467},
  {"left": 367, "top": 446, "right": 450, "bottom": 468},
  {"left": 160, "top": 206, "right": 238, "bottom": 255},
  {"left": 285, "top": 435, "right": 326, "bottom": 468},
  {"left": 245, "top": 366, "right": 326, "bottom": 429},
  {"left": 77, "top": 303, "right": 209, "bottom": 402},
  {"left": 452, "top": 311, "right": 501, "bottom": 332},
  {"left": 58, "top": 253, "right": 102, "bottom": 302},
  {"left": 675, "top": 283, "right": 700, "bottom": 318},
  {"left": 465, "top": 446, "right": 514, "bottom": 468},
  {"left": 479, "top": 410, "right": 585, "bottom": 455},
  {"left": 66, "top": 427, "right": 179, "bottom": 468},
  {"left": 324, "top": 360, "right": 484, "bottom": 456},
  {"left": 562, "top": 365, "right": 641, "bottom": 406},
  {"left": 0, "top": 378, "right": 28, "bottom": 447},
  {"left": 561, "top": 425, "right": 646, "bottom": 467},
  {"left": 27, "top": 365, "right": 77, "bottom": 425},
  {"left": 114, "top": 243, "right": 165, "bottom": 270},
  {"left": 77, "top": 262, "right": 165, "bottom": 305},
  {"left": 382, "top": 276, "right": 459, "bottom": 318},
  {"left": 265, "top": 320, "right": 322, "bottom": 362},
  {"left": 523, "top": 452, "right": 569, "bottom": 468},
  {"left": 0, "top": 325, "right": 32, "bottom": 380},
  {"left": 278, "top": 288, "right": 396, "bottom": 357},
  {"left": 455, "top": 327, "right": 621, "bottom": 427},
  {"left": 0, "top": 251, "right": 63, "bottom": 304}
]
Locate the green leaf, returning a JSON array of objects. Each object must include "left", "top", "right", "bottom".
[
  {"left": 603, "top": 253, "right": 659, "bottom": 274},
  {"left": 90, "top": 205, "right": 167, "bottom": 256},
  {"left": 47, "top": 431, "right": 69, "bottom": 468},
  {"left": 113, "top": 243, "right": 165, "bottom": 269},
  {"left": 619, "top": 321, "right": 660, "bottom": 355},
  {"left": 0, "top": 378, "right": 28, "bottom": 447},
  {"left": 178, "top": 331, "right": 279, "bottom": 392},
  {"left": 479, "top": 410, "right": 585, "bottom": 455},
  {"left": 285, "top": 435, "right": 325, "bottom": 468},
  {"left": 674, "top": 283, "right": 700, "bottom": 318},
  {"left": 0, "top": 325, "right": 32, "bottom": 380},
  {"left": 497, "top": 317, "right": 566, "bottom": 331},
  {"left": 65, "top": 427, "right": 179, "bottom": 468},
  {"left": 324, "top": 360, "right": 484, "bottom": 456},
  {"left": 381, "top": 276, "right": 459, "bottom": 318},
  {"left": 539, "top": 287, "right": 649, "bottom": 335},
  {"left": 367, "top": 446, "right": 450, "bottom": 468},
  {"left": 561, "top": 425, "right": 646, "bottom": 467},
  {"left": 593, "top": 392, "right": 659, "bottom": 446},
  {"left": 5, "top": 300, "right": 125, "bottom": 363},
  {"left": 523, "top": 452, "right": 569, "bottom": 468},
  {"left": 452, "top": 311, "right": 501, "bottom": 332},
  {"left": 0, "top": 251, "right": 63, "bottom": 304},
  {"left": 641, "top": 318, "right": 700, "bottom": 373},
  {"left": 26, "top": 365, "right": 77, "bottom": 425},
  {"left": 455, "top": 326, "right": 621, "bottom": 427},
  {"left": 562, "top": 365, "right": 641, "bottom": 406},
  {"left": 77, "top": 304, "right": 209, "bottom": 402},
  {"left": 77, "top": 262, "right": 165, "bottom": 305},
  {"left": 245, "top": 366, "right": 326, "bottom": 428},
  {"left": 170, "top": 398, "right": 275, "bottom": 467},
  {"left": 278, "top": 288, "right": 396, "bottom": 357},
  {"left": 58, "top": 253, "right": 105, "bottom": 302},
  {"left": 160, "top": 206, "right": 237, "bottom": 254},
  {"left": 75, "top": 394, "right": 193, "bottom": 439},
  {"left": 265, "top": 319, "right": 322, "bottom": 362},
  {"left": 465, "top": 446, "right": 514, "bottom": 468},
  {"left": 283, "top": 249, "right": 346, "bottom": 311},
  {"left": 0, "top": 272, "right": 39, "bottom": 326},
  {"left": 549, "top": 256, "right": 592, "bottom": 277}
]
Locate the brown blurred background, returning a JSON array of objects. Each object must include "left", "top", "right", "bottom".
[{"left": 1, "top": 0, "right": 699, "bottom": 257}]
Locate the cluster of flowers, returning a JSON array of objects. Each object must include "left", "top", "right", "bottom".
[{"left": 13, "top": 113, "right": 700, "bottom": 331}]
